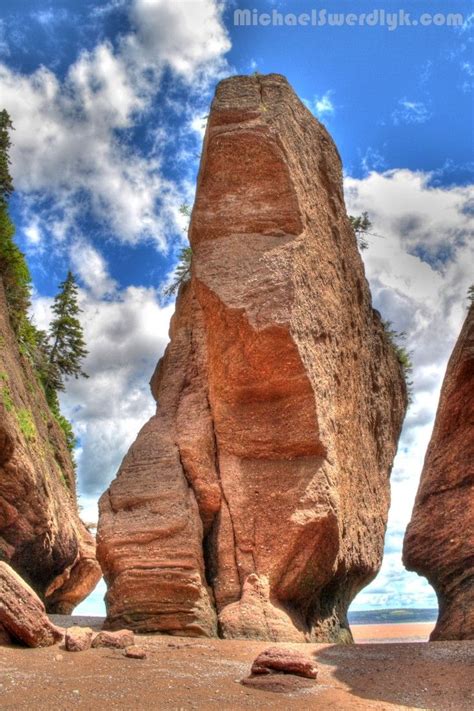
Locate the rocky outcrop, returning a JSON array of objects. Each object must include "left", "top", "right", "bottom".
[
  {"left": 0, "top": 278, "right": 101, "bottom": 612},
  {"left": 403, "top": 305, "right": 474, "bottom": 640},
  {"left": 97, "top": 73, "right": 407, "bottom": 642},
  {"left": 0, "top": 561, "right": 63, "bottom": 647}
]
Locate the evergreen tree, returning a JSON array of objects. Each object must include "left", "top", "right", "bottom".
[
  {"left": 47, "top": 271, "right": 88, "bottom": 391},
  {"left": 349, "top": 212, "right": 372, "bottom": 251}
]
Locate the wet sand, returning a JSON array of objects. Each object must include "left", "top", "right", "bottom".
[
  {"left": 0, "top": 617, "right": 472, "bottom": 710},
  {"left": 352, "top": 621, "right": 435, "bottom": 643}
]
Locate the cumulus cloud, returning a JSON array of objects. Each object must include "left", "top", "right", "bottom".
[
  {"left": 346, "top": 168, "right": 473, "bottom": 609},
  {"left": 32, "top": 276, "right": 174, "bottom": 500},
  {"left": 128, "top": 0, "right": 231, "bottom": 80},
  {"left": 392, "top": 98, "right": 432, "bottom": 125},
  {"left": 0, "top": 0, "right": 230, "bottom": 248},
  {"left": 69, "top": 241, "right": 118, "bottom": 298}
]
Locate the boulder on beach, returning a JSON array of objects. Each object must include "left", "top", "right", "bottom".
[{"left": 0, "top": 561, "right": 63, "bottom": 647}]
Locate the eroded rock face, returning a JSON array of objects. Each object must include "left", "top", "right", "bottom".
[
  {"left": 97, "top": 74, "right": 407, "bottom": 642},
  {"left": 0, "top": 279, "right": 101, "bottom": 613},
  {"left": 403, "top": 305, "right": 474, "bottom": 641},
  {"left": 0, "top": 562, "right": 63, "bottom": 647}
]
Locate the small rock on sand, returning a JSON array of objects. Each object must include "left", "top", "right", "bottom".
[
  {"left": 124, "top": 645, "right": 147, "bottom": 659},
  {"left": 251, "top": 647, "right": 318, "bottom": 679},
  {"left": 65, "top": 626, "right": 94, "bottom": 652}
]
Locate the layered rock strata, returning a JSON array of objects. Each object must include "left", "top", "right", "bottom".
[
  {"left": 0, "top": 278, "right": 101, "bottom": 612},
  {"left": 404, "top": 304, "right": 474, "bottom": 640},
  {"left": 98, "top": 74, "right": 407, "bottom": 642}
]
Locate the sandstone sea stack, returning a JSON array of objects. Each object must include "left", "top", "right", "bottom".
[
  {"left": 0, "top": 278, "right": 101, "bottom": 613},
  {"left": 403, "top": 304, "right": 474, "bottom": 640},
  {"left": 97, "top": 74, "right": 407, "bottom": 642}
]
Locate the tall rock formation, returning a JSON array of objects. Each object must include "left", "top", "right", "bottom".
[
  {"left": 0, "top": 278, "right": 101, "bottom": 613},
  {"left": 404, "top": 305, "right": 474, "bottom": 640},
  {"left": 97, "top": 74, "right": 407, "bottom": 642}
]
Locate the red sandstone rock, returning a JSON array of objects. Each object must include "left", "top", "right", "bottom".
[
  {"left": 0, "top": 624, "right": 12, "bottom": 645},
  {"left": 251, "top": 647, "right": 318, "bottom": 678},
  {"left": 0, "top": 279, "right": 101, "bottom": 613},
  {"left": 92, "top": 629, "right": 135, "bottom": 649},
  {"left": 97, "top": 73, "right": 407, "bottom": 642},
  {"left": 124, "top": 645, "right": 147, "bottom": 659},
  {"left": 403, "top": 305, "right": 474, "bottom": 641},
  {"left": 65, "top": 626, "right": 94, "bottom": 652},
  {"left": 0, "top": 562, "right": 63, "bottom": 647}
]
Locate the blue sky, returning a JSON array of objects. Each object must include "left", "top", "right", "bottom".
[{"left": 0, "top": 0, "right": 473, "bottom": 616}]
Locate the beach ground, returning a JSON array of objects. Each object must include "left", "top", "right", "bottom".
[{"left": 0, "top": 617, "right": 471, "bottom": 710}]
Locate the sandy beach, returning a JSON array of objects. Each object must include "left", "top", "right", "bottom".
[
  {"left": 352, "top": 621, "right": 435, "bottom": 644},
  {"left": 0, "top": 618, "right": 472, "bottom": 710}
]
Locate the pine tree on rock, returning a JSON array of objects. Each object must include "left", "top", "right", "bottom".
[{"left": 47, "top": 271, "right": 88, "bottom": 393}]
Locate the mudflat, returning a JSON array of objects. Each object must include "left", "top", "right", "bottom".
[
  {"left": 0, "top": 617, "right": 472, "bottom": 710},
  {"left": 352, "top": 621, "right": 435, "bottom": 643}
]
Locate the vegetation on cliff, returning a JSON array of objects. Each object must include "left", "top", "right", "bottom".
[{"left": 0, "top": 110, "right": 87, "bottom": 456}]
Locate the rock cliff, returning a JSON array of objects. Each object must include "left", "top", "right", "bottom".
[
  {"left": 0, "top": 278, "right": 101, "bottom": 613},
  {"left": 97, "top": 74, "right": 407, "bottom": 642},
  {"left": 403, "top": 304, "right": 474, "bottom": 640}
]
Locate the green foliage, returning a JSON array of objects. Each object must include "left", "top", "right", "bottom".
[
  {"left": 0, "top": 110, "right": 33, "bottom": 337},
  {"left": 46, "top": 387, "right": 77, "bottom": 454},
  {"left": 46, "top": 271, "right": 88, "bottom": 389},
  {"left": 17, "top": 407, "right": 36, "bottom": 442},
  {"left": 0, "top": 109, "right": 14, "bottom": 202},
  {"left": 382, "top": 320, "right": 414, "bottom": 403},
  {"left": 349, "top": 212, "right": 372, "bottom": 251},
  {"left": 0, "top": 111, "right": 84, "bottom": 462},
  {"left": 179, "top": 203, "right": 192, "bottom": 219},
  {"left": 163, "top": 203, "right": 193, "bottom": 298},
  {"left": 0, "top": 371, "right": 14, "bottom": 412},
  {"left": 163, "top": 247, "right": 192, "bottom": 298},
  {"left": 468, "top": 284, "right": 474, "bottom": 305}
]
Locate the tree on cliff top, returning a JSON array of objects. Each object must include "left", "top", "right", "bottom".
[{"left": 47, "top": 271, "right": 88, "bottom": 390}]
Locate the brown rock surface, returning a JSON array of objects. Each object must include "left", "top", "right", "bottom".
[
  {"left": 0, "top": 278, "right": 101, "bottom": 612},
  {"left": 403, "top": 304, "right": 474, "bottom": 640},
  {"left": 250, "top": 646, "right": 318, "bottom": 678},
  {"left": 124, "top": 644, "right": 147, "bottom": 659},
  {"left": 0, "top": 623, "right": 12, "bottom": 645},
  {"left": 97, "top": 73, "right": 407, "bottom": 642},
  {"left": 0, "top": 561, "right": 63, "bottom": 647},
  {"left": 92, "top": 629, "right": 134, "bottom": 649},
  {"left": 65, "top": 626, "right": 94, "bottom": 652}
]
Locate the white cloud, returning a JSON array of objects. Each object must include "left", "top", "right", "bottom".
[
  {"left": 128, "top": 0, "right": 231, "bottom": 80},
  {"left": 32, "top": 278, "right": 174, "bottom": 500},
  {"left": 308, "top": 90, "right": 335, "bottom": 119},
  {"left": 24, "top": 220, "right": 42, "bottom": 246},
  {"left": 347, "top": 169, "right": 473, "bottom": 610},
  {"left": 69, "top": 241, "right": 118, "bottom": 298},
  {"left": 0, "top": 0, "right": 230, "bottom": 248},
  {"left": 392, "top": 98, "right": 432, "bottom": 125}
]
